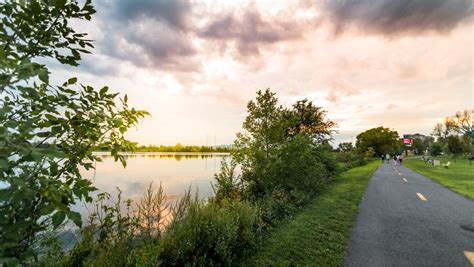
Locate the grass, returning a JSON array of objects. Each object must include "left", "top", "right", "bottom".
[
  {"left": 241, "top": 161, "right": 380, "bottom": 266},
  {"left": 404, "top": 156, "right": 474, "bottom": 200}
]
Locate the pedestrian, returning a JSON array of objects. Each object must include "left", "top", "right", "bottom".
[
  {"left": 381, "top": 154, "right": 385, "bottom": 163},
  {"left": 399, "top": 154, "right": 404, "bottom": 165},
  {"left": 385, "top": 154, "right": 390, "bottom": 164}
]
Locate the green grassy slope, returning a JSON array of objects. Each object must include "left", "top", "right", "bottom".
[
  {"left": 404, "top": 157, "right": 474, "bottom": 200},
  {"left": 241, "top": 161, "right": 380, "bottom": 266}
]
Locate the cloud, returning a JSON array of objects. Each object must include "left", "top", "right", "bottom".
[
  {"left": 92, "top": 0, "right": 199, "bottom": 71},
  {"left": 324, "top": 0, "right": 474, "bottom": 36},
  {"left": 386, "top": 104, "right": 399, "bottom": 110},
  {"left": 103, "top": 0, "right": 191, "bottom": 29},
  {"left": 76, "top": 54, "right": 121, "bottom": 76},
  {"left": 198, "top": 9, "right": 307, "bottom": 56}
]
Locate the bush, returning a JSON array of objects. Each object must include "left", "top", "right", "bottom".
[
  {"left": 271, "top": 136, "right": 337, "bottom": 194},
  {"left": 211, "top": 160, "right": 243, "bottom": 204},
  {"left": 335, "top": 150, "right": 367, "bottom": 170},
  {"left": 129, "top": 199, "right": 260, "bottom": 266}
]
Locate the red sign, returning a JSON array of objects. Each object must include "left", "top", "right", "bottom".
[{"left": 403, "top": 138, "right": 413, "bottom": 145}]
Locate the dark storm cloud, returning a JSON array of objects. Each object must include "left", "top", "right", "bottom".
[
  {"left": 198, "top": 10, "right": 304, "bottom": 56},
  {"left": 99, "top": 22, "right": 198, "bottom": 71},
  {"left": 101, "top": 0, "right": 191, "bottom": 29},
  {"left": 92, "top": 0, "right": 198, "bottom": 71},
  {"left": 325, "top": 0, "right": 473, "bottom": 36}
]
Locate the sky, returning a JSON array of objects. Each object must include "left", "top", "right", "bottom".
[{"left": 49, "top": 0, "right": 474, "bottom": 146}]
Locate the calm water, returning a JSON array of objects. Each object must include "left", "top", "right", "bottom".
[{"left": 75, "top": 152, "right": 231, "bottom": 217}]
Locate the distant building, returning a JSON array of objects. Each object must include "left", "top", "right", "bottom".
[
  {"left": 402, "top": 133, "right": 433, "bottom": 155},
  {"left": 403, "top": 133, "right": 431, "bottom": 142}
]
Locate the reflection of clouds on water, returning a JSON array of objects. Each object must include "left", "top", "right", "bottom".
[{"left": 75, "top": 153, "right": 233, "bottom": 221}]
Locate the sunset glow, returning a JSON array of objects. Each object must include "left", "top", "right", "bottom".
[{"left": 51, "top": 0, "right": 473, "bottom": 145}]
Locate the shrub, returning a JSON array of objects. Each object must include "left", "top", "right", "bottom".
[
  {"left": 211, "top": 160, "right": 243, "bottom": 204},
  {"left": 129, "top": 199, "right": 260, "bottom": 266},
  {"left": 271, "top": 136, "right": 336, "bottom": 194}
]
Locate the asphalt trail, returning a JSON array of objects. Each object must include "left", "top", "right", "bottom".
[{"left": 343, "top": 161, "right": 474, "bottom": 267}]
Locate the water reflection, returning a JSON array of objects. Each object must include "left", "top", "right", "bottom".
[{"left": 76, "top": 152, "right": 231, "bottom": 219}]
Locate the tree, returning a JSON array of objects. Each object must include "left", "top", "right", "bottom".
[
  {"left": 430, "top": 142, "right": 443, "bottom": 156},
  {"left": 355, "top": 127, "right": 401, "bottom": 157},
  {"left": 412, "top": 138, "right": 428, "bottom": 155},
  {"left": 446, "top": 136, "right": 466, "bottom": 158},
  {"left": 451, "top": 109, "right": 473, "bottom": 136},
  {"left": 0, "top": 1, "right": 148, "bottom": 263},
  {"left": 433, "top": 110, "right": 473, "bottom": 142},
  {"left": 283, "top": 99, "right": 336, "bottom": 142},
  {"left": 233, "top": 89, "right": 285, "bottom": 196},
  {"left": 233, "top": 89, "right": 336, "bottom": 197},
  {"left": 337, "top": 142, "right": 354, "bottom": 153}
]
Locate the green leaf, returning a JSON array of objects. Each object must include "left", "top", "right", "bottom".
[
  {"left": 0, "top": 189, "right": 12, "bottom": 201},
  {"left": 99, "top": 86, "right": 108, "bottom": 96},
  {"left": 38, "top": 69, "right": 49, "bottom": 83},
  {"left": 67, "top": 211, "right": 82, "bottom": 227},
  {"left": 52, "top": 211, "right": 65, "bottom": 228},
  {"left": 67, "top": 77, "right": 77, "bottom": 84},
  {"left": 45, "top": 114, "right": 56, "bottom": 121}
]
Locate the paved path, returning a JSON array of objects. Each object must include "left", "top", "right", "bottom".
[{"left": 343, "top": 161, "right": 474, "bottom": 267}]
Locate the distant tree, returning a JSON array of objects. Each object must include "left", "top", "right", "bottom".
[
  {"left": 364, "top": 147, "right": 376, "bottom": 158},
  {"left": 430, "top": 142, "right": 444, "bottom": 156},
  {"left": 412, "top": 138, "right": 428, "bottom": 155},
  {"left": 446, "top": 136, "right": 466, "bottom": 159},
  {"left": 451, "top": 109, "right": 473, "bottom": 136},
  {"left": 337, "top": 142, "right": 354, "bottom": 153},
  {"left": 433, "top": 109, "right": 473, "bottom": 142},
  {"left": 355, "top": 127, "right": 401, "bottom": 157}
]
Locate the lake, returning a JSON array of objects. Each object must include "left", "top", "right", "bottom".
[{"left": 76, "top": 152, "right": 231, "bottom": 218}]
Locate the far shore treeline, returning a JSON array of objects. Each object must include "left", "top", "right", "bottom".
[{"left": 96, "top": 143, "right": 233, "bottom": 153}]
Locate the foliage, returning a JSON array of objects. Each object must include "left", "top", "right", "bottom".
[
  {"left": 232, "top": 89, "right": 337, "bottom": 200},
  {"left": 211, "top": 160, "right": 242, "bottom": 203},
  {"left": 0, "top": 1, "right": 148, "bottom": 264},
  {"left": 432, "top": 110, "right": 473, "bottom": 156},
  {"left": 364, "top": 147, "right": 376, "bottom": 159},
  {"left": 433, "top": 109, "right": 473, "bottom": 138},
  {"left": 334, "top": 142, "right": 368, "bottom": 171},
  {"left": 283, "top": 99, "right": 336, "bottom": 142},
  {"left": 242, "top": 161, "right": 380, "bottom": 266},
  {"left": 411, "top": 137, "right": 433, "bottom": 155},
  {"left": 271, "top": 135, "right": 336, "bottom": 194},
  {"left": 136, "top": 182, "right": 169, "bottom": 239},
  {"left": 337, "top": 142, "right": 354, "bottom": 153},
  {"left": 154, "top": 199, "right": 259, "bottom": 266},
  {"left": 446, "top": 135, "right": 469, "bottom": 158},
  {"left": 61, "top": 184, "right": 167, "bottom": 266},
  {"left": 55, "top": 183, "right": 259, "bottom": 266},
  {"left": 430, "top": 142, "right": 444, "bottom": 156},
  {"left": 355, "top": 126, "right": 402, "bottom": 157},
  {"left": 99, "top": 143, "right": 233, "bottom": 153}
]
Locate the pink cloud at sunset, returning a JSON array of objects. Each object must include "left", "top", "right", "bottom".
[{"left": 48, "top": 0, "right": 474, "bottom": 145}]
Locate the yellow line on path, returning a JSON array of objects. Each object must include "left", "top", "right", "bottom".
[
  {"left": 416, "top": 193, "right": 427, "bottom": 201},
  {"left": 464, "top": 251, "right": 474, "bottom": 266}
]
